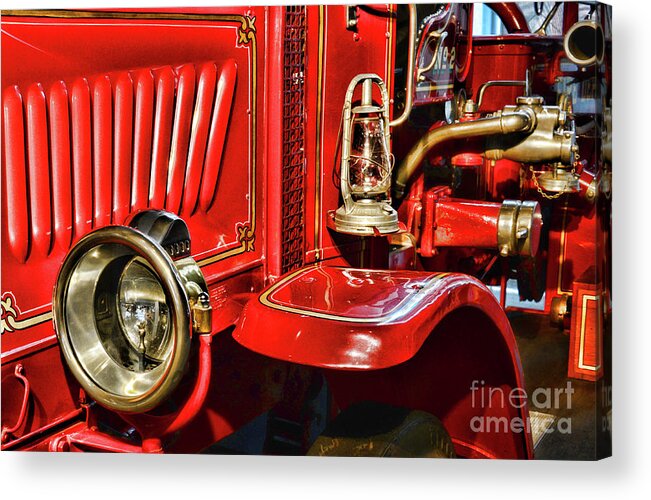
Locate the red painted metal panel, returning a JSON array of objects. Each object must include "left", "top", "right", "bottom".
[
  {"left": 131, "top": 69, "right": 154, "bottom": 213},
  {"left": 2, "top": 11, "right": 265, "bottom": 453},
  {"left": 182, "top": 62, "right": 216, "bottom": 215},
  {"left": 149, "top": 67, "right": 175, "bottom": 210},
  {"left": 48, "top": 81, "right": 73, "bottom": 252},
  {"left": 92, "top": 75, "right": 113, "bottom": 227},
  {"left": 112, "top": 73, "right": 134, "bottom": 225},
  {"left": 200, "top": 59, "right": 237, "bottom": 213},
  {"left": 2, "top": 86, "right": 30, "bottom": 263},
  {"left": 25, "top": 83, "right": 52, "bottom": 256},
  {"left": 263, "top": 9, "right": 285, "bottom": 279},
  {"left": 3, "top": 13, "right": 261, "bottom": 290},
  {"left": 302, "top": 5, "right": 395, "bottom": 263},
  {"left": 568, "top": 278, "right": 603, "bottom": 382},
  {"left": 165, "top": 64, "right": 195, "bottom": 214},
  {"left": 70, "top": 78, "right": 93, "bottom": 239},
  {"left": 544, "top": 202, "right": 604, "bottom": 312}
]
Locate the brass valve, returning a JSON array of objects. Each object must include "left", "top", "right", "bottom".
[
  {"left": 484, "top": 96, "right": 577, "bottom": 167},
  {"left": 394, "top": 95, "right": 578, "bottom": 199}
]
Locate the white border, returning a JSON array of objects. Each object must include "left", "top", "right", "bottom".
[{"left": 1, "top": 1, "right": 650, "bottom": 499}]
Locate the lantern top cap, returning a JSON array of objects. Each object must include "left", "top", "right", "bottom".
[{"left": 352, "top": 77, "right": 383, "bottom": 115}]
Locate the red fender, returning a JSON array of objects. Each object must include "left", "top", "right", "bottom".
[
  {"left": 235, "top": 265, "right": 519, "bottom": 371},
  {"left": 234, "top": 265, "right": 533, "bottom": 459}
]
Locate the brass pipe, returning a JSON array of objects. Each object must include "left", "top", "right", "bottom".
[
  {"left": 534, "top": 2, "right": 562, "bottom": 35},
  {"left": 476, "top": 80, "right": 526, "bottom": 109},
  {"left": 394, "top": 110, "right": 535, "bottom": 198},
  {"left": 564, "top": 20, "right": 605, "bottom": 67}
]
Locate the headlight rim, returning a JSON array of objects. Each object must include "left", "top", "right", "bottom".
[{"left": 53, "top": 225, "right": 192, "bottom": 414}]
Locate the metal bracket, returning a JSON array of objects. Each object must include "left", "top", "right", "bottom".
[
  {"left": 1, "top": 364, "right": 31, "bottom": 444},
  {"left": 346, "top": 5, "right": 359, "bottom": 31}
]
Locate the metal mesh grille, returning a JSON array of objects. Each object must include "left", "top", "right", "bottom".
[{"left": 281, "top": 6, "right": 307, "bottom": 274}]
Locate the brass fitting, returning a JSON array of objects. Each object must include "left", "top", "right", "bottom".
[
  {"left": 192, "top": 292, "right": 212, "bottom": 335},
  {"left": 180, "top": 262, "right": 213, "bottom": 335},
  {"left": 536, "top": 164, "right": 580, "bottom": 194},
  {"left": 394, "top": 108, "right": 536, "bottom": 198},
  {"left": 485, "top": 97, "right": 576, "bottom": 165},
  {"left": 394, "top": 96, "right": 577, "bottom": 198},
  {"left": 497, "top": 200, "right": 542, "bottom": 257}
]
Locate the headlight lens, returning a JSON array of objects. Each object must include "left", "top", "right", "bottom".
[{"left": 118, "top": 258, "right": 172, "bottom": 365}]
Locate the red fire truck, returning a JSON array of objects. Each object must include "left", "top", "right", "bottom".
[{"left": 1, "top": 3, "right": 611, "bottom": 458}]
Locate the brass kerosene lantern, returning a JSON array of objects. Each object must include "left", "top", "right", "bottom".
[{"left": 334, "top": 74, "right": 399, "bottom": 235}]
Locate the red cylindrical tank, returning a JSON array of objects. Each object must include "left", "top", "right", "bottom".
[
  {"left": 434, "top": 199, "right": 502, "bottom": 248},
  {"left": 468, "top": 39, "right": 533, "bottom": 112}
]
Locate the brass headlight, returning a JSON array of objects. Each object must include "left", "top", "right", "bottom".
[{"left": 53, "top": 211, "right": 208, "bottom": 413}]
